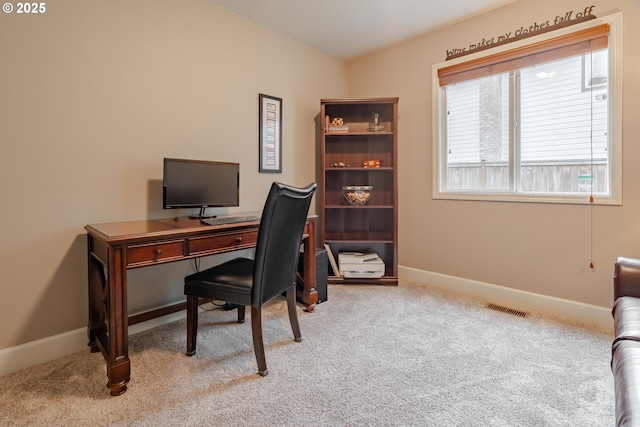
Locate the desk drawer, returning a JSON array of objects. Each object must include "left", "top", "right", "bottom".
[
  {"left": 127, "top": 240, "right": 185, "bottom": 266},
  {"left": 189, "top": 230, "right": 258, "bottom": 256}
]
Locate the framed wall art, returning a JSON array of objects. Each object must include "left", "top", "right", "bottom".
[{"left": 259, "top": 93, "right": 282, "bottom": 173}]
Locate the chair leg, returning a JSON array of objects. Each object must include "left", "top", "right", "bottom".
[
  {"left": 286, "top": 287, "right": 302, "bottom": 342},
  {"left": 251, "top": 306, "right": 268, "bottom": 376},
  {"left": 186, "top": 295, "right": 199, "bottom": 356},
  {"left": 237, "top": 305, "right": 245, "bottom": 323}
]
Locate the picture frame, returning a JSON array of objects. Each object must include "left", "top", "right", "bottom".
[{"left": 259, "top": 93, "right": 282, "bottom": 173}]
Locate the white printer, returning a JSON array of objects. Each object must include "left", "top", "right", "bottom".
[{"left": 338, "top": 252, "right": 385, "bottom": 278}]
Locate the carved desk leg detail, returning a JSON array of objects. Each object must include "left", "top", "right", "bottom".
[{"left": 106, "top": 358, "right": 130, "bottom": 396}]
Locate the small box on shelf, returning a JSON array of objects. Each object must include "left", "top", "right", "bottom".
[{"left": 363, "top": 159, "right": 384, "bottom": 168}]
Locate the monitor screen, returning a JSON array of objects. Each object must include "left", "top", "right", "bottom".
[{"left": 163, "top": 158, "right": 239, "bottom": 214}]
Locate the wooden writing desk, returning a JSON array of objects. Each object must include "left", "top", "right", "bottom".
[{"left": 85, "top": 214, "right": 318, "bottom": 396}]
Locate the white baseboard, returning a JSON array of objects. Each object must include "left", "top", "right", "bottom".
[
  {"left": 1, "top": 270, "right": 614, "bottom": 377},
  {"left": 0, "top": 310, "right": 187, "bottom": 378},
  {"left": 399, "top": 265, "right": 613, "bottom": 331}
]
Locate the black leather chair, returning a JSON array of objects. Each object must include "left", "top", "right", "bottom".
[{"left": 184, "top": 182, "right": 316, "bottom": 376}]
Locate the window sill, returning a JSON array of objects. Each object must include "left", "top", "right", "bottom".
[{"left": 433, "top": 191, "right": 621, "bottom": 206}]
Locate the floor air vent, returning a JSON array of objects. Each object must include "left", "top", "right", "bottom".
[{"left": 485, "top": 303, "right": 528, "bottom": 318}]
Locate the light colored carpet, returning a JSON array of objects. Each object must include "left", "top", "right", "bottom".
[{"left": 0, "top": 281, "right": 614, "bottom": 426}]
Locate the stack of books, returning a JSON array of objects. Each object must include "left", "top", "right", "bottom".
[{"left": 328, "top": 125, "right": 349, "bottom": 133}]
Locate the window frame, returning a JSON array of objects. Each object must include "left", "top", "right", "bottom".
[{"left": 432, "top": 12, "right": 622, "bottom": 205}]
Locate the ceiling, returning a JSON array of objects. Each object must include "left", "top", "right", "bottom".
[{"left": 208, "top": 0, "right": 518, "bottom": 60}]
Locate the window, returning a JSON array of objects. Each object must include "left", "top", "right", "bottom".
[{"left": 433, "top": 14, "right": 622, "bottom": 204}]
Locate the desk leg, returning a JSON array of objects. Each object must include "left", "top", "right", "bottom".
[
  {"left": 87, "top": 238, "right": 130, "bottom": 396},
  {"left": 105, "top": 245, "right": 130, "bottom": 396},
  {"left": 300, "top": 219, "right": 318, "bottom": 312}
]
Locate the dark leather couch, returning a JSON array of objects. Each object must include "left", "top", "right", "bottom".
[{"left": 612, "top": 257, "right": 640, "bottom": 426}]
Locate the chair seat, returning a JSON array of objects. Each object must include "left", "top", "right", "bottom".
[{"left": 185, "top": 257, "right": 253, "bottom": 306}]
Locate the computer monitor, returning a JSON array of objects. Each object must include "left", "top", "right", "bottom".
[{"left": 162, "top": 158, "right": 239, "bottom": 218}]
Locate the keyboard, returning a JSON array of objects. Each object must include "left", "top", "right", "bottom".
[{"left": 201, "top": 215, "right": 261, "bottom": 226}]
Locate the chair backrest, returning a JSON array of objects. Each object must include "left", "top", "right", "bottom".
[{"left": 252, "top": 182, "right": 317, "bottom": 307}]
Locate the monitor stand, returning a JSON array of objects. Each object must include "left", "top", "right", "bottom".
[{"left": 189, "top": 207, "right": 217, "bottom": 219}]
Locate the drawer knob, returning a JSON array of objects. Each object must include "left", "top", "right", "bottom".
[
  {"left": 155, "top": 249, "right": 163, "bottom": 257},
  {"left": 235, "top": 237, "right": 243, "bottom": 243}
]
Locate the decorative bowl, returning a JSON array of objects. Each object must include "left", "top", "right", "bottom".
[{"left": 343, "top": 186, "right": 373, "bottom": 206}]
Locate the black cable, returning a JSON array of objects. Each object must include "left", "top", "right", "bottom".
[{"left": 198, "top": 300, "right": 226, "bottom": 312}]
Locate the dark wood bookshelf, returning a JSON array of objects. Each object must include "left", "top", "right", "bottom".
[{"left": 319, "top": 97, "right": 399, "bottom": 285}]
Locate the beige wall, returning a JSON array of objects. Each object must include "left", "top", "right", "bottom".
[
  {"left": 348, "top": 0, "right": 640, "bottom": 308},
  {"left": 0, "top": 0, "right": 347, "bottom": 350}
]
